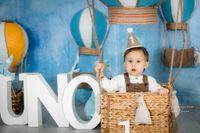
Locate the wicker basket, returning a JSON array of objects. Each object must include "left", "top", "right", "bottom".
[
  {"left": 11, "top": 89, "right": 24, "bottom": 114},
  {"left": 101, "top": 92, "right": 171, "bottom": 133},
  {"left": 108, "top": 7, "right": 157, "bottom": 24}
]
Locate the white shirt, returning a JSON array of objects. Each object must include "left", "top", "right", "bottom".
[{"left": 100, "top": 74, "right": 162, "bottom": 92}]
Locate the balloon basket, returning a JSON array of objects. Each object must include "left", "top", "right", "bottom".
[
  {"left": 108, "top": 7, "right": 157, "bottom": 24},
  {"left": 166, "top": 23, "right": 188, "bottom": 30}
]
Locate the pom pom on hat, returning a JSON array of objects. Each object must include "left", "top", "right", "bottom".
[{"left": 127, "top": 27, "right": 133, "bottom": 33}]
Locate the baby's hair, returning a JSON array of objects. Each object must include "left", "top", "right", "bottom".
[{"left": 124, "top": 47, "right": 149, "bottom": 62}]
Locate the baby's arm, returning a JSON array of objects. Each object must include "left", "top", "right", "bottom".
[
  {"left": 95, "top": 60, "right": 104, "bottom": 81},
  {"left": 95, "top": 61, "right": 123, "bottom": 92},
  {"left": 148, "top": 76, "right": 169, "bottom": 95},
  {"left": 158, "top": 87, "right": 169, "bottom": 96},
  {"left": 100, "top": 76, "right": 123, "bottom": 92}
]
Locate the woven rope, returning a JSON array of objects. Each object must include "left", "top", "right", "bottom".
[{"left": 108, "top": 7, "right": 157, "bottom": 24}]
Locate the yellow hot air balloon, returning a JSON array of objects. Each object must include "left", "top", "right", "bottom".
[{"left": 0, "top": 21, "right": 28, "bottom": 72}]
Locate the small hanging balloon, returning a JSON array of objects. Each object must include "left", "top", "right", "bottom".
[
  {"left": 0, "top": 21, "right": 28, "bottom": 72},
  {"left": 160, "top": 0, "right": 197, "bottom": 30},
  {"left": 99, "top": 0, "right": 164, "bottom": 24},
  {"left": 70, "top": 7, "right": 108, "bottom": 55}
]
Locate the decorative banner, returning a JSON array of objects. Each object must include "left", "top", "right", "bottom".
[
  {"left": 160, "top": 0, "right": 197, "bottom": 30},
  {"left": 0, "top": 22, "right": 28, "bottom": 71},
  {"left": 70, "top": 7, "right": 107, "bottom": 55}
]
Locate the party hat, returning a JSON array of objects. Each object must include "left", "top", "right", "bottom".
[{"left": 126, "top": 27, "right": 142, "bottom": 50}]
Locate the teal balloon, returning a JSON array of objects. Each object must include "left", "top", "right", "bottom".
[
  {"left": 70, "top": 7, "right": 107, "bottom": 48},
  {"left": 161, "top": 0, "right": 196, "bottom": 23},
  {"left": 99, "top": 0, "right": 162, "bottom": 7}
]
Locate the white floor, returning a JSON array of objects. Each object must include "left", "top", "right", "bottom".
[{"left": 0, "top": 106, "right": 199, "bottom": 133}]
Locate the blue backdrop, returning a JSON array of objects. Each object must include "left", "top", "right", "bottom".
[{"left": 0, "top": 0, "right": 200, "bottom": 107}]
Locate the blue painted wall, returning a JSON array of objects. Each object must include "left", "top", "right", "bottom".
[{"left": 0, "top": 0, "right": 200, "bottom": 106}]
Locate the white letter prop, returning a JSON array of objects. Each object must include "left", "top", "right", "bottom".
[
  {"left": 0, "top": 74, "right": 27, "bottom": 125},
  {"left": 62, "top": 74, "right": 100, "bottom": 129},
  {"left": 26, "top": 73, "right": 69, "bottom": 127}
]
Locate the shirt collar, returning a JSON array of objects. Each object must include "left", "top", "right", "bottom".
[{"left": 129, "top": 74, "right": 143, "bottom": 81}]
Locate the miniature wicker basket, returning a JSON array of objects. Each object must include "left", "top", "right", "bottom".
[
  {"left": 11, "top": 90, "right": 24, "bottom": 114},
  {"left": 108, "top": 7, "right": 157, "bottom": 24},
  {"left": 101, "top": 92, "right": 172, "bottom": 133}
]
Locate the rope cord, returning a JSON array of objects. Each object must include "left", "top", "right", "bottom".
[
  {"left": 168, "top": 0, "right": 184, "bottom": 85},
  {"left": 86, "top": 0, "right": 111, "bottom": 81},
  {"left": 87, "top": 0, "right": 101, "bottom": 59}
]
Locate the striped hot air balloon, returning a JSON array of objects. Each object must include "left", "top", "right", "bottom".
[
  {"left": 99, "top": 0, "right": 164, "bottom": 24},
  {"left": 100, "top": 0, "right": 162, "bottom": 7},
  {"left": 160, "top": 0, "right": 197, "bottom": 30},
  {"left": 0, "top": 22, "right": 28, "bottom": 72},
  {"left": 70, "top": 7, "right": 107, "bottom": 55}
]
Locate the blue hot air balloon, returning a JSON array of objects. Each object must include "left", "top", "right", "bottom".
[
  {"left": 70, "top": 7, "right": 108, "bottom": 50},
  {"left": 99, "top": 0, "right": 163, "bottom": 7},
  {"left": 160, "top": 0, "right": 196, "bottom": 29}
]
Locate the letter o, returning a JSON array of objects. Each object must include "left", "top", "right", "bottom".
[{"left": 62, "top": 74, "right": 100, "bottom": 129}]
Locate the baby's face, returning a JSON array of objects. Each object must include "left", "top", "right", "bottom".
[{"left": 124, "top": 50, "right": 148, "bottom": 76}]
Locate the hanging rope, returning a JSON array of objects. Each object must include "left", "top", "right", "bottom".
[
  {"left": 161, "top": 0, "right": 188, "bottom": 84},
  {"left": 87, "top": 0, "right": 101, "bottom": 59},
  {"left": 161, "top": 2, "right": 185, "bottom": 128},
  {"left": 168, "top": 0, "right": 183, "bottom": 85},
  {"left": 86, "top": 0, "right": 112, "bottom": 81},
  {"left": 173, "top": 30, "right": 187, "bottom": 80}
]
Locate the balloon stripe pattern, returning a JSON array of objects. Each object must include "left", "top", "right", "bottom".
[
  {"left": 71, "top": 10, "right": 85, "bottom": 48},
  {"left": 70, "top": 8, "right": 107, "bottom": 49},
  {"left": 79, "top": 9, "right": 93, "bottom": 48},
  {"left": 100, "top": 0, "right": 122, "bottom": 7},
  {"left": 0, "top": 23, "right": 8, "bottom": 62},
  {"left": 137, "top": 0, "right": 162, "bottom": 7},
  {"left": 161, "top": 0, "right": 196, "bottom": 23},
  {"left": 5, "top": 22, "right": 25, "bottom": 67},
  {"left": 0, "top": 22, "right": 28, "bottom": 68},
  {"left": 20, "top": 24, "right": 29, "bottom": 58},
  {"left": 100, "top": 0, "right": 162, "bottom": 7},
  {"left": 182, "top": 0, "right": 196, "bottom": 22}
]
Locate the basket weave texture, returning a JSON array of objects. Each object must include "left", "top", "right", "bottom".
[
  {"left": 12, "top": 90, "right": 24, "bottom": 114},
  {"left": 101, "top": 92, "right": 170, "bottom": 133},
  {"left": 108, "top": 7, "right": 157, "bottom": 24}
]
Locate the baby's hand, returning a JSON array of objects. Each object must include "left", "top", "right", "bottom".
[
  {"left": 158, "top": 88, "right": 169, "bottom": 96},
  {"left": 95, "top": 60, "right": 104, "bottom": 80}
]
